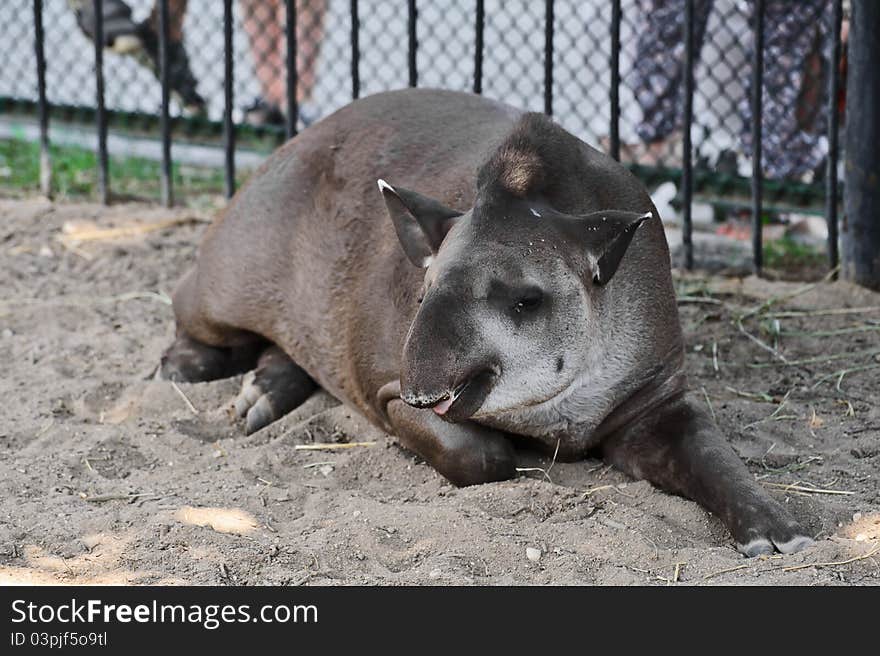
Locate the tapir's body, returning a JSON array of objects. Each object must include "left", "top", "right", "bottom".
[{"left": 162, "top": 89, "right": 812, "bottom": 557}]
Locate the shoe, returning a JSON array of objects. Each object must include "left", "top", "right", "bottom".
[
  {"left": 70, "top": 0, "right": 142, "bottom": 54},
  {"left": 242, "top": 97, "right": 286, "bottom": 127}
]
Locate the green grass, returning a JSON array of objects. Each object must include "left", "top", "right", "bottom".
[
  {"left": 0, "top": 138, "right": 248, "bottom": 204},
  {"left": 764, "top": 236, "right": 826, "bottom": 271}
]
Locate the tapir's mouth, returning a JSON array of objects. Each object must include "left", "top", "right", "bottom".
[{"left": 405, "top": 368, "right": 496, "bottom": 423}]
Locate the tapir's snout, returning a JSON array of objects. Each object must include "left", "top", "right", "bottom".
[
  {"left": 400, "top": 290, "right": 498, "bottom": 423},
  {"left": 400, "top": 367, "right": 497, "bottom": 423}
]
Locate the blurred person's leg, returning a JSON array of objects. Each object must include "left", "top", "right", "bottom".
[
  {"left": 740, "top": 0, "right": 830, "bottom": 180},
  {"left": 239, "top": 0, "right": 328, "bottom": 126},
  {"left": 625, "top": 0, "right": 712, "bottom": 163},
  {"left": 138, "top": 0, "right": 206, "bottom": 115},
  {"left": 69, "top": 0, "right": 205, "bottom": 115}
]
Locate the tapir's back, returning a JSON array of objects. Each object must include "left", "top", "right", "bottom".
[{"left": 179, "top": 88, "right": 673, "bottom": 425}]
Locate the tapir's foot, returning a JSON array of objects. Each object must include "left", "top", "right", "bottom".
[
  {"left": 233, "top": 346, "right": 316, "bottom": 435},
  {"left": 158, "top": 332, "right": 262, "bottom": 383},
  {"left": 731, "top": 497, "right": 814, "bottom": 557},
  {"left": 601, "top": 397, "right": 816, "bottom": 558}
]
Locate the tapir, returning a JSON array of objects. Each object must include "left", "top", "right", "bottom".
[{"left": 159, "top": 88, "right": 812, "bottom": 557}]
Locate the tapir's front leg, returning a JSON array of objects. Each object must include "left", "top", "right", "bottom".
[
  {"left": 601, "top": 397, "right": 814, "bottom": 557},
  {"left": 385, "top": 398, "right": 516, "bottom": 487}
]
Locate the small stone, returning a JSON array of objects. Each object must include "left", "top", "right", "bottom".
[
  {"left": 429, "top": 568, "right": 442, "bottom": 579},
  {"left": 318, "top": 464, "right": 334, "bottom": 477},
  {"left": 1, "top": 329, "right": 12, "bottom": 339},
  {"left": 853, "top": 512, "right": 863, "bottom": 522},
  {"left": 526, "top": 547, "right": 542, "bottom": 562}
]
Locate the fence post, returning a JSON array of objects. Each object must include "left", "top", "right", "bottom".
[
  {"left": 350, "top": 0, "right": 360, "bottom": 99},
  {"left": 681, "top": 0, "right": 695, "bottom": 270},
  {"left": 609, "top": 0, "right": 620, "bottom": 162},
  {"left": 408, "top": 0, "right": 417, "bottom": 87},
  {"left": 842, "top": 0, "right": 880, "bottom": 290},
  {"left": 93, "top": 0, "right": 109, "bottom": 204},
  {"left": 285, "top": 0, "right": 298, "bottom": 139},
  {"left": 223, "top": 0, "right": 235, "bottom": 198},
  {"left": 473, "top": 0, "right": 484, "bottom": 94},
  {"left": 750, "top": 0, "right": 764, "bottom": 275},
  {"left": 33, "top": 0, "right": 51, "bottom": 197},
  {"left": 159, "top": 0, "right": 173, "bottom": 207},
  {"left": 543, "top": 0, "right": 553, "bottom": 116}
]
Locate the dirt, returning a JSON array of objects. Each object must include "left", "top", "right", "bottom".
[{"left": 0, "top": 196, "right": 878, "bottom": 586}]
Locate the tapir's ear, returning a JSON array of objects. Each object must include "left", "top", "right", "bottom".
[
  {"left": 580, "top": 209, "right": 654, "bottom": 285},
  {"left": 378, "top": 179, "right": 462, "bottom": 267}
]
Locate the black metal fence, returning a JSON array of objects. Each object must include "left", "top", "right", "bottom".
[{"left": 3, "top": 0, "right": 848, "bottom": 274}]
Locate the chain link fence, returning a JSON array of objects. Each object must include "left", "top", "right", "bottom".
[{"left": 1, "top": 0, "right": 838, "bottom": 198}]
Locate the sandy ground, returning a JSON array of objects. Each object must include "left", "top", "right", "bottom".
[{"left": 0, "top": 197, "right": 878, "bottom": 586}]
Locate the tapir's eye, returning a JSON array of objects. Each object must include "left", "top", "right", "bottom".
[{"left": 513, "top": 288, "right": 544, "bottom": 314}]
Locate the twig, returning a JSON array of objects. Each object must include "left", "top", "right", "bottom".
[
  {"left": 302, "top": 461, "right": 336, "bottom": 469},
  {"left": 581, "top": 484, "right": 634, "bottom": 499},
  {"left": 742, "top": 390, "right": 793, "bottom": 430},
  {"left": 781, "top": 325, "right": 880, "bottom": 338},
  {"left": 677, "top": 296, "right": 723, "bottom": 305},
  {"left": 673, "top": 562, "right": 685, "bottom": 584},
  {"left": 80, "top": 492, "right": 158, "bottom": 503},
  {"left": 58, "top": 215, "right": 207, "bottom": 245},
  {"left": 737, "top": 266, "right": 840, "bottom": 322},
  {"left": 581, "top": 484, "right": 615, "bottom": 498},
  {"left": 170, "top": 381, "right": 199, "bottom": 415},
  {"left": 811, "top": 363, "right": 880, "bottom": 391},
  {"left": 294, "top": 442, "right": 376, "bottom": 450},
  {"left": 701, "top": 387, "right": 717, "bottom": 425},
  {"left": 737, "top": 317, "right": 789, "bottom": 364},
  {"left": 516, "top": 439, "right": 561, "bottom": 484},
  {"left": 762, "top": 482, "right": 855, "bottom": 496},
  {"left": 781, "top": 543, "right": 880, "bottom": 572},
  {"left": 767, "top": 306, "right": 880, "bottom": 319},
  {"left": 748, "top": 348, "right": 880, "bottom": 369},
  {"left": 703, "top": 564, "right": 750, "bottom": 580},
  {"left": 726, "top": 386, "right": 775, "bottom": 403}
]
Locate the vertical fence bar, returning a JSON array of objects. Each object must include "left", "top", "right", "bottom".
[
  {"left": 544, "top": 0, "right": 554, "bottom": 115},
  {"left": 681, "top": 0, "right": 695, "bottom": 269},
  {"left": 33, "top": 0, "right": 51, "bottom": 196},
  {"left": 825, "top": 0, "right": 842, "bottom": 271},
  {"left": 223, "top": 0, "right": 235, "bottom": 198},
  {"left": 93, "top": 0, "right": 109, "bottom": 204},
  {"left": 474, "top": 0, "right": 484, "bottom": 94},
  {"left": 842, "top": 0, "right": 880, "bottom": 289},
  {"left": 750, "top": 0, "right": 765, "bottom": 274},
  {"left": 351, "top": 0, "right": 360, "bottom": 99},
  {"left": 159, "top": 0, "right": 172, "bottom": 207},
  {"left": 609, "top": 0, "right": 621, "bottom": 161},
  {"left": 408, "top": 0, "right": 417, "bottom": 87},
  {"left": 285, "top": 0, "right": 298, "bottom": 139}
]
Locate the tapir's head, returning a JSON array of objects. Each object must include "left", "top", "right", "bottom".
[{"left": 379, "top": 114, "right": 655, "bottom": 422}]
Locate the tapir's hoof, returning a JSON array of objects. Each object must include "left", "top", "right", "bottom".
[
  {"left": 232, "top": 348, "right": 316, "bottom": 435},
  {"left": 737, "top": 535, "right": 814, "bottom": 558},
  {"left": 733, "top": 500, "right": 815, "bottom": 557}
]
